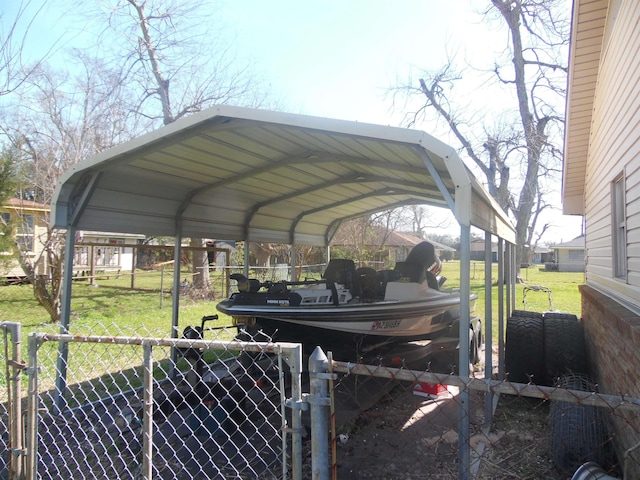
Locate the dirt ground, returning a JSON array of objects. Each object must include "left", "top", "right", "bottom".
[{"left": 309, "top": 368, "right": 562, "bottom": 480}]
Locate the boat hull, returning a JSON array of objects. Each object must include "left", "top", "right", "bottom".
[{"left": 217, "top": 291, "right": 476, "bottom": 355}]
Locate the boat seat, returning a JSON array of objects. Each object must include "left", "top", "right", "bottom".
[
  {"left": 356, "top": 267, "right": 379, "bottom": 299},
  {"left": 394, "top": 261, "right": 426, "bottom": 283},
  {"left": 376, "top": 270, "right": 402, "bottom": 297},
  {"left": 323, "top": 259, "right": 360, "bottom": 297}
]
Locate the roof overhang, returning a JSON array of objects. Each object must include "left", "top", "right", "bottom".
[
  {"left": 562, "top": 0, "right": 609, "bottom": 215},
  {"left": 51, "top": 106, "right": 515, "bottom": 245}
]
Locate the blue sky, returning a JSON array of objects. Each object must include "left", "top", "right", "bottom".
[
  {"left": 9, "top": 0, "right": 494, "bottom": 124},
  {"left": 3, "top": 0, "right": 582, "bottom": 243}
]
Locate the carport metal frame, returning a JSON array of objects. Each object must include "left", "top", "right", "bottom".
[{"left": 50, "top": 106, "right": 517, "bottom": 479}]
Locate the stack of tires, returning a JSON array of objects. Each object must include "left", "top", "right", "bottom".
[
  {"left": 505, "top": 311, "right": 613, "bottom": 475},
  {"left": 505, "top": 310, "right": 586, "bottom": 386}
]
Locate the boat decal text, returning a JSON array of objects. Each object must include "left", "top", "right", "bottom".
[{"left": 371, "top": 319, "right": 401, "bottom": 330}]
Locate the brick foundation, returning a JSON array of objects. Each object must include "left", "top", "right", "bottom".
[{"left": 579, "top": 284, "right": 640, "bottom": 474}]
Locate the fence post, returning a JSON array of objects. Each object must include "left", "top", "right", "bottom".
[
  {"left": 142, "top": 342, "right": 154, "bottom": 480},
  {"left": 308, "top": 346, "right": 330, "bottom": 480},
  {"left": 25, "top": 334, "right": 40, "bottom": 479},
  {"left": 284, "top": 343, "right": 305, "bottom": 480},
  {"left": 2, "top": 322, "right": 24, "bottom": 479}
]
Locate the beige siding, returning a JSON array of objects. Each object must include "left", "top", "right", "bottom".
[
  {"left": 1, "top": 211, "right": 49, "bottom": 277},
  {"left": 585, "top": 0, "right": 640, "bottom": 309},
  {"left": 557, "top": 248, "right": 585, "bottom": 272}
]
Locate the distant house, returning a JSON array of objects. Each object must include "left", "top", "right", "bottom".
[
  {"left": 1, "top": 198, "right": 50, "bottom": 278},
  {"left": 469, "top": 238, "right": 498, "bottom": 262},
  {"left": 1, "top": 198, "right": 145, "bottom": 279},
  {"left": 331, "top": 226, "right": 454, "bottom": 266},
  {"left": 551, "top": 236, "right": 585, "bottom": 272},
  {"left": 531, "top": 245, "right": 553, "bottom": 265},
  {"left": 73, "top": 231, "right": 145, "bottom": 273}
]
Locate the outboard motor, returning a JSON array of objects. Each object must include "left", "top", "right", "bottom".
[{"left": 396, "top": 241, "right": 446, "bottom": 289}]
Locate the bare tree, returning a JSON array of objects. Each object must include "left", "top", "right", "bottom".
[
  {"left": 1, "top": 54, "right": 139, "bottom": 321},
  {"left": 0, "top": 0, "right": 53, "bottom": 96},
  {"left": 394, "top": 0, "right": 569, "bottom": 275},
  {"left": 83, "top": 0, "right": 273, "bottom": 293}
]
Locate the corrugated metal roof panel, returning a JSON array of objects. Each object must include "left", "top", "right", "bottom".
[{"left": 52, "top": 106, "right": 515, "bottom": 245}]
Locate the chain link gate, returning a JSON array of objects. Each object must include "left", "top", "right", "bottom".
[{"left": 15, "top": 326, "right": 305, "bottom": 480}]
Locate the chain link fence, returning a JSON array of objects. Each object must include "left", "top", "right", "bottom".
[
  {"left": 326, "top": 356, "right": 638, "bottom": 479},
  {"left": 2, "top": 322, "right": 305, "bottom": 480},
  {"left": 3, "top": 320, "right": 640, "bottom": 479}
]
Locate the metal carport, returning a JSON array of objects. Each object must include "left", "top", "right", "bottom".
[{"left": 51, "top": 106, "right": 517, "bottom": 475}]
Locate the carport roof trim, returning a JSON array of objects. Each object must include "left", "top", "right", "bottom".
[{"left": 51, "top": 105, "right": 515, "bottom": 245}]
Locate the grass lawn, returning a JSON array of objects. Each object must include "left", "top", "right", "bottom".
[
  {"left": 1, "top": 263, "right": 584, "bottom": 403},
  {"left": 439, "top": 260, "right": 584, "bottom": 344},
  {"left": 1, "top": 270, "right": 237, "bottom": 404},
  {"left": 2, "top": 262, "right": 584, "bottom": 339}
]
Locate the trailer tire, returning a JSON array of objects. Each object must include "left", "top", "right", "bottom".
[
  {"left": 543, "top": 318, "right": 586, "bottom": 386},
  {"left": 505, "top": 315, "right": 544, "bottom": 384},
  {"left": 470, "top": 324, "right": 482, "bottom": 365},
  {"left": 544, "top": 312, "right": 579, "bottom": 322},
  {"left": 510, "top": 310, "right": 543, "bottom": 320}
]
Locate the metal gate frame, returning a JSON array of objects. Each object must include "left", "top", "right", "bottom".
[{"left": 8, "top": 328, "right": 306, "bottom": 480}]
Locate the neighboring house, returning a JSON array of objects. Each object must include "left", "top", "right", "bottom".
[
  {"left": 551, "top": 236, "right": 585, "bottom": 272},
  {"left": 563, "top": 0, "right": 640, "bottom": 473},
  {"left": 469, "top": 238, "right": 553, "bottom": 264},
  {"left": 531, "top": 245, "right": 554, "bottom": 265},
  {"left": 74, "top": 231, "right": 145, "bottom": 273},
  {"left": 0, "top": 198, "right": 50, "bottom": 278},
  {"left": 469, "top": 238, "right": 498, "bottom": 262},
  {"left": 331, "top": 226, "right": 455, "bottom": 266},
  {"left": 1, "top": 199, "right": 144, "bottom": 279}
]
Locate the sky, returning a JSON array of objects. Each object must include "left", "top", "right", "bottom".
[{"left": 4, "top": 0, "right": 583, "bottom": 244}]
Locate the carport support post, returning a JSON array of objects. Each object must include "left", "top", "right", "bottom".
[
  {"left": 169, "top": 237, "right": 183, "bottom": 378},
  {"left": 54, "top": 224, "right": 76, "bottom": 415},
  {"left": 484, "top": 233, "right": 494, "bottom": 423},
  {"left": 497, "top": 239, "right": 505, "bottom": 380},
  {"left": 458, "top": 224, "right": 471, "bottom": 480},
  {"left": 308, "top": 346, "right": 330, "bottom": 480}
]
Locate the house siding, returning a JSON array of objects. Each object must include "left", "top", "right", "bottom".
[
  {"left": 573, "top": 1, "right": 640, "bottom": 472},
  {"left": 1, "top": 204, "right": 49, "bottom": 278},
  {"left": 585, "top": 0, "right": 640, "bottom": 304}
]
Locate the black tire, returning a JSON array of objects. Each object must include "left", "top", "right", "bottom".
[
  {"left": 549, "top": 374, "right": 609, "bottom": 474},
  {"left": 543, "top": 318, "right": 586, "bottom": 386},
  {"left": 505, "top": 315, "right": 544, "bottom": 384},
  {"left": 510, "top": 310, "right": 543, "bottom": 319},
  {"left": 544, "top": 312, "right": 579, "bottom": 322}
]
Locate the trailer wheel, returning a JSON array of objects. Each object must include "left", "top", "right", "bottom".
[
  {"left": 436, "top": 328, "right": 478, "bottom": 375},
  {"left": 543, "top": 317, "right": 586, "bottom": 386},
  {"left": 470, "top": 324, "right": 483, "bottom": 365},
  {"left": 505, "top": 315, "right": 544, "bottom": 384}
]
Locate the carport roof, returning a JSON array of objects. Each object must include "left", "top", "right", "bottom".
[{"left": 51, "top": 106, "right": 515, "bottom": 245}]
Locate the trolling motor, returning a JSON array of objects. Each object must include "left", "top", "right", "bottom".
[{"left": 179, "top": 314, "right": 220, "bottom": 386}]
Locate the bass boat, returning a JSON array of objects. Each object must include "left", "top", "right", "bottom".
[{"left": 217, "top": 242, "right": 477, "bottom": 358}]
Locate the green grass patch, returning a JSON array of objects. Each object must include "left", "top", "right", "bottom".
[
  {"left": 1, "top": 263, "right": 583, "bottom": 404},
  {"left": 439, "top": 260, "right": 584, "bottom": 344}
]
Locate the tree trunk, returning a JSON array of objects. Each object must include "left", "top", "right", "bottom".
[
  {"left": 190, "top": 237, "right": 211, "bottom": 291},
  {"left": 16, "top": 232, "right": 63, "bottom": 323}
]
